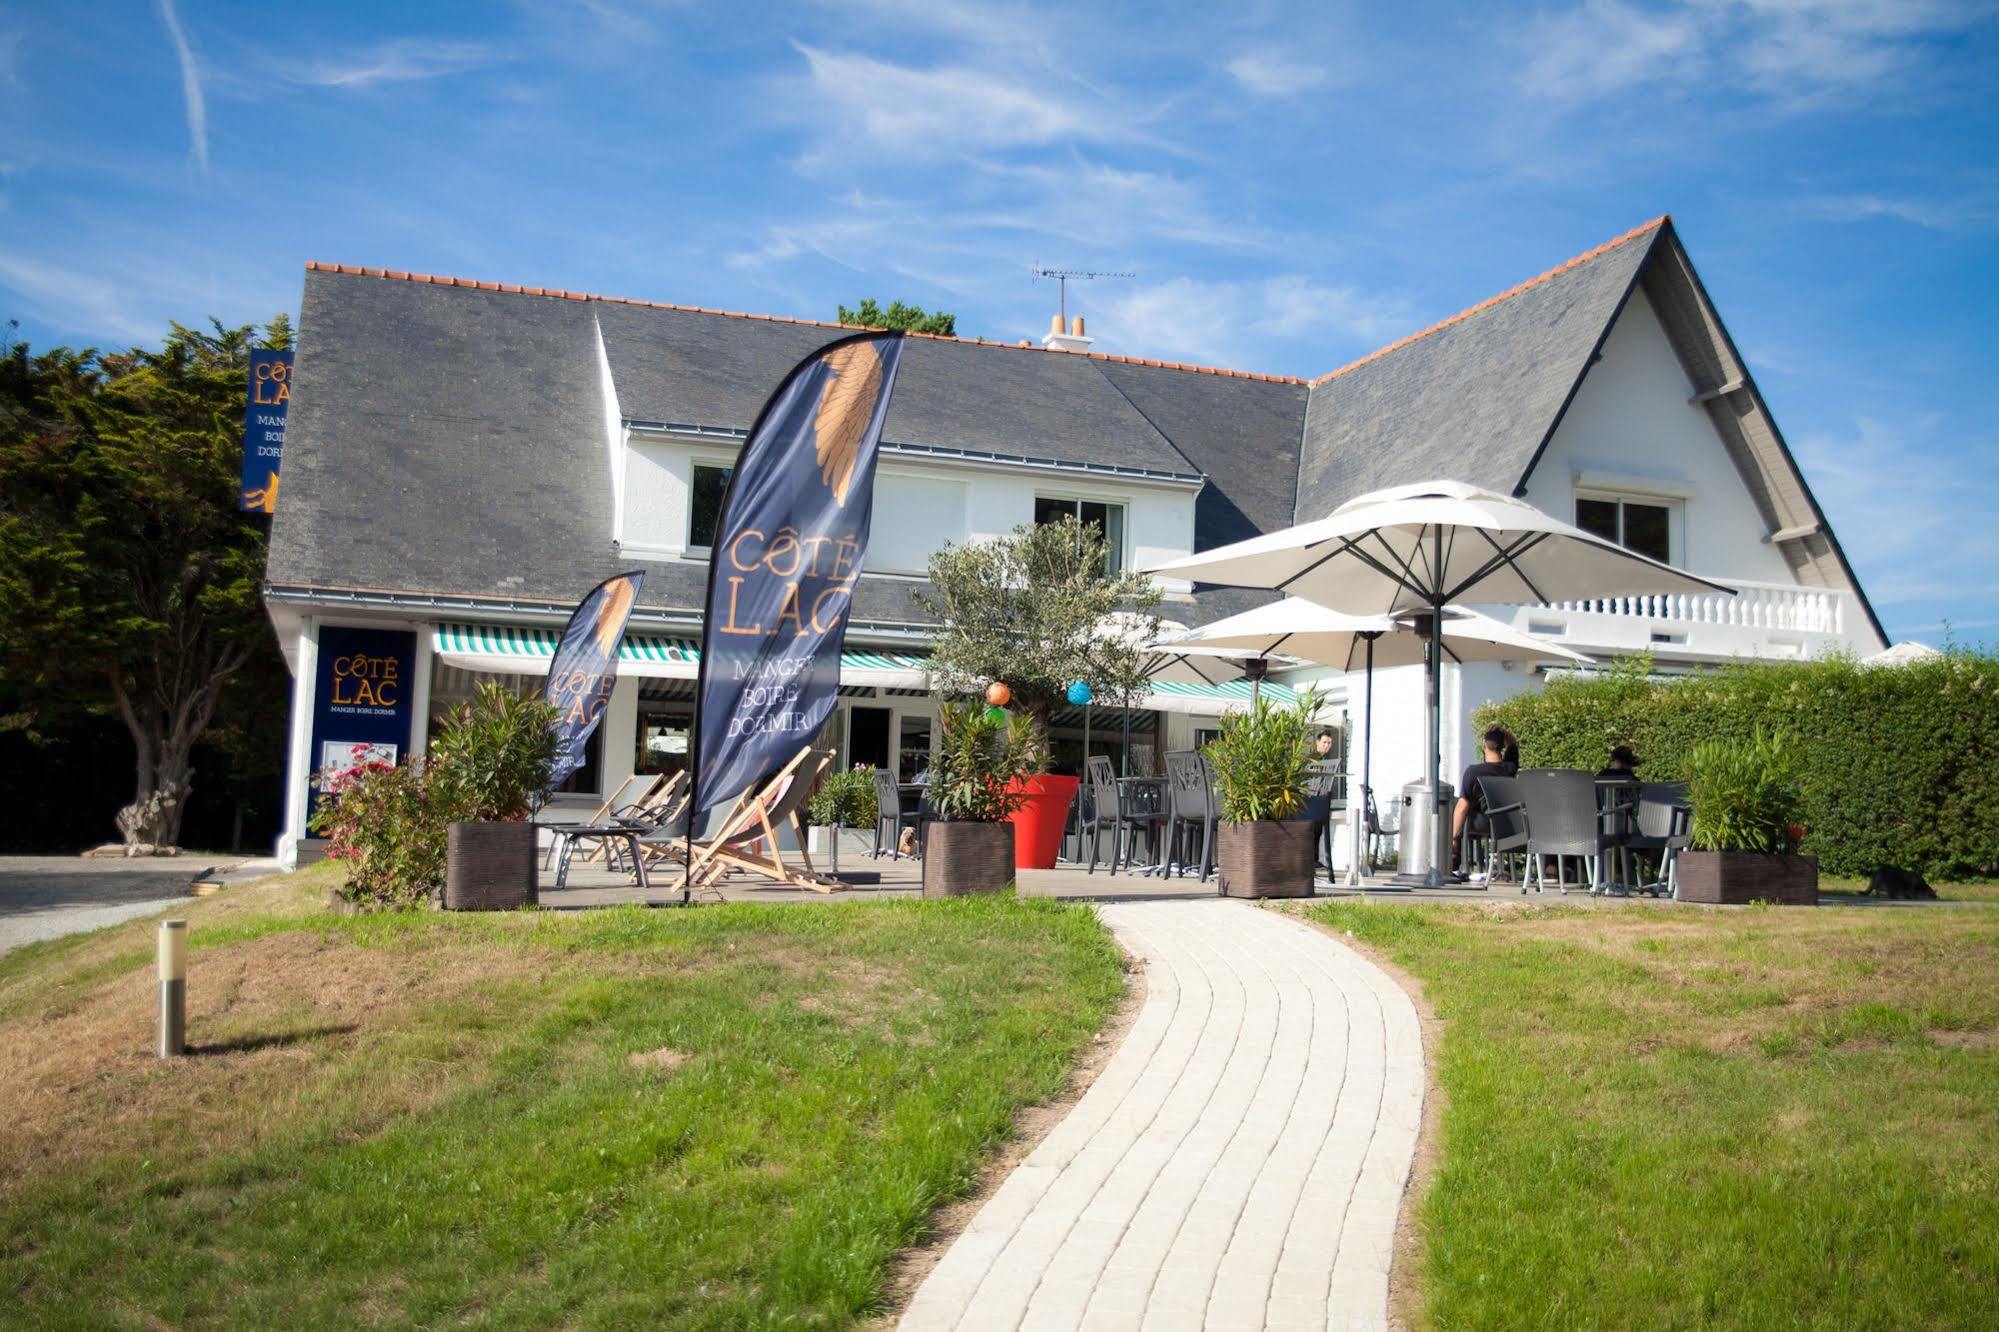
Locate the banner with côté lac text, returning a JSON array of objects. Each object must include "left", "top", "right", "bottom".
[
  {"left": 545, "top": 571, "right": 645, "bottom": 791},
  {"left": 692, "top": 332, "right": 906, "bottom": 818}
]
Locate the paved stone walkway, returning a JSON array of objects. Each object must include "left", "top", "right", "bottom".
[{"left": 901, "top": 898, "right": 1424, "bottom": 1332}]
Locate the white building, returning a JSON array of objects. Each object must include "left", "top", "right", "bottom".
[{"left": 265, "top": 216, "right": 1882, "bottom": 866}]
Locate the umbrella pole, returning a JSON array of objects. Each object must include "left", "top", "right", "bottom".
[
  {"left": 1425, "top": 584, "right": 1447, "bottom": 888},
  {"left": 1350, "top": 633, "right": 1376, "bottom": 887}
]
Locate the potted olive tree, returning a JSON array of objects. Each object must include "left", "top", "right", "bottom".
[
  {"left": 432, "top": 683, "right": 560, "bottom": 911},
  {"left": 1205, "top": 691, "right": 1323, "bottom": 899},
  {"left": 1678, "top": 728, "right": 1817, "bottom": 905},
  {"left": 919, "top": 516, "right": 1160, "bottom": 870},
  {"left": 922, "top": 700, "right": 1046, "bottom": 897}
]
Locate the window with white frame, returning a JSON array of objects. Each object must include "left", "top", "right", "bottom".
[
  {"left": 1034, "top": 495, "right": 1127, "bottom": 573},
  {"left": 1575, "top": 494, "right": 1672, "bottom": 563}
]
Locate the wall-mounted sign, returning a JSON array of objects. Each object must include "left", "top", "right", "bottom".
[
  {"left": 307, "top": 625, "right": 415, "bottom": 816},
  {"left": 241, "top": 348, "right": 293, "bottom": 512}
]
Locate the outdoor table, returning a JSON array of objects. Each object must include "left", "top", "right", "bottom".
[
  {"left": 1595, "top": 779, "right": 1642, "bottom": 892},
  {"left": 1118, "top": 776, "right": 1170, "bottom": 876},
  {"left": 548, "top": 821, "right": 651, "bottom": 892}
]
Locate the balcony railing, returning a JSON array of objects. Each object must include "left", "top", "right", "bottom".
[{"left": 1546, "top": 579, "right": 1845, "bottom": 637}]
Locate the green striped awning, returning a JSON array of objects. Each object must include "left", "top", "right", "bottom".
[
  {"left": 431, "top": 622, "right": 931, "bottom": 688},
  {"left": 1138, "top": 677, "right": 1299, "bottom": 717}
]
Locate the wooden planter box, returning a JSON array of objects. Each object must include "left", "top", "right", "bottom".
[
  {"left": 922, "top": 821, "right": 1016, "bottom": 898},
  {"left": 444, "top": 821, "right": 537, "bottom": 911},
  {"left": 1676, "top": 851, "right": 1818, "bottom": 905},
  {"left": 1216, "top": 820, "right": 1316, "bottom": 899}
]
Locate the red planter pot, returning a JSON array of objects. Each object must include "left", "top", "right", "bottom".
[{"left": 1006, "top": 774, "right": 1080, "bottom": 870}]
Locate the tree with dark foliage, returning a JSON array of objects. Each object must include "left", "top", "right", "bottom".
[{"left": 0, "top": 317, "right": 288, "bottom": 849}]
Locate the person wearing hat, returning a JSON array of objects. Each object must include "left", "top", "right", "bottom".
[{"left": 1598, "top": 745, "right": 1642, "bottom": 780}]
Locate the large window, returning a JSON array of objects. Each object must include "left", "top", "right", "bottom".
[
  {"left": 1035, "top": 495, "right": 1127, "bottom": 573},
  {"left": 688, "top": 463, "right": 732, "bottom": 549},
  {"left": 1576, "top": 495, "right": 1671, "bottom": 563}
]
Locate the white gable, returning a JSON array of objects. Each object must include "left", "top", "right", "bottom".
[{"left": 1521, "top": 286, "right": 1796, "bottom": 586}]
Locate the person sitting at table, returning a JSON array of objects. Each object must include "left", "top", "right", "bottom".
[
  {"left": 1598, "top": 744, "right": 1641, "bottom": 781},
  {"left": 1312, "top": 730, "right": 1337, "bottom": 760},
  {"left": 1451, "top": 726, "right": 1518, "bottom": 871}
]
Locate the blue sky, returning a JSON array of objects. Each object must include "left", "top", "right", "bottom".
[{"left": 4, "top": 1, "right": 1996, "bottom": 645}]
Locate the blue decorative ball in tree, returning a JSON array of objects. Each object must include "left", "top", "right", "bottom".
[{"left": 1066, "top": 680, "right": 1094, "bottom": 706}]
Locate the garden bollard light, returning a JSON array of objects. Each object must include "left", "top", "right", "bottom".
[{"left": 158, "top": 920, "right": 187, "bottom": 1057}]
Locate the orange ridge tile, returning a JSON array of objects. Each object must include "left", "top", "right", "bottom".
[
  {"left": 1310, "top": 216, "right": 1670, "bottom": 385},
  {"left": 300, "top": 260, "right": 1309, "bottom": 383}
]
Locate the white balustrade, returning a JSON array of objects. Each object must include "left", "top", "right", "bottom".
[{"left": 1547, "top": 579, "right": 1843, "bottom": 636}]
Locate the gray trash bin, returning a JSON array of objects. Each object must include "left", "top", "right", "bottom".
[{"left": 1394, "top": 779, "right": 1454, "bottom": 882}]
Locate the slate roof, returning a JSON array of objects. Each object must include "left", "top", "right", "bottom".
[
  {"left": 1294, "top": 218, "right": 1664, "bottom": 521},
  {"left": 267, "top": 216, "right": 1880, "bottom": 643}
]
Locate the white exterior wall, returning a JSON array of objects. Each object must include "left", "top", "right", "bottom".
[
  {"left": 615, "top": 429, "right": 1199, "bottom": 576},
  {"left": 1520, "top": 288, "right": 1795, "bottom": 585}
]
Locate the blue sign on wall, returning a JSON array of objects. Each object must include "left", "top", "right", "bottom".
[
  {"left": 241, "top": 348, "right": 292, "bottom": 512},
  {"left": 307, "top": 626, "right": 416, "bottom": 815}
]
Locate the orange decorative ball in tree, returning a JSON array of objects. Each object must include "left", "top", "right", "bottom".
[{"left": 985, "top": 680, "right": 1012, "bottom": 708}]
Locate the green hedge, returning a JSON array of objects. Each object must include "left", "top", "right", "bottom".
[{"left": 1473, "top": 651, "right": 1999, "bottom": 880}]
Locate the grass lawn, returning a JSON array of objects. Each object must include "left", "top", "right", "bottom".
[
  {"left": 1299, "top": 898, "right": 1999, "bottom": 1330},
  {"left": 0, "top": 866, "right": 1126, "bottom": 1328}
]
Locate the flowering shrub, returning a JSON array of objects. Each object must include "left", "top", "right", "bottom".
[
  {"left": 311, "top": 684, "right": 559, "bottom": 908},
  {"left": 311, "top": 755, "right": 446, "bottom": 907}
]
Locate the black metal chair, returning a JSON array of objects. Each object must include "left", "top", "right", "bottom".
[
  {"left": 1476, "top": 774, "right": 1530, "bottom": 889},
  {"left": 1361, "top": 784, "right": 1399, "bottom": 871},
  {"left": 1082, "top": 755, "right": 1164, "bottom": 874},
  {"left": 1625, "top": 781, "right": 1692, "bottom": 897},
  {"left": 1515, "top": 768, "right": 1618, "bottom": 894},
  {"left": 870, "top": 768, "right": 923, "bottom": 858},
  {"left": 1164, "top": 750, "right": 1217, "bottom": 881}
]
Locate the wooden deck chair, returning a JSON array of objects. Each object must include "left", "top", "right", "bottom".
[
  {"left": 678, "top": 748, "right": 838, "bottom": 900},
  {"left": 581, "top": 769, "right": 686, "bottom": 864}
]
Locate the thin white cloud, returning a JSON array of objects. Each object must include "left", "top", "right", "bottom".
[
  {"left": 156, "top": 0, "right": 207, "bottom": 174},
  {"left": 1788, "top": 413, "right": 1999, "bottom": 620},
  {"left": 0, "top": 252, "right": 166, "bottom": 344},
  {"left": 1804, "top": 191, "right": 1993, "bottom": 230},
  {"left": 1515, "top": 0, "right": 1986, "bottom": 109},
  {"left": 1099, "top": 275, "right": 1411, "bottom": 368},
  {"left": 284, "top": 39, "right": 495, "bottom": 90},
  {"left": 789, "top": 43, "right": 1105, "bottom": 156},
  {"left": 1226, "top": 51, "right": 1331, "bottom": 98}
]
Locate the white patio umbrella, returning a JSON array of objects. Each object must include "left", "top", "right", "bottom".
[
  {"left": 1089, "top": 613, "right": 1296, "bottom": 774},
  {"left": 1153, "top": 598, "right": 1593, "bottom": 883},
  {"left": 1147, "top": 480, "right": 1728, "bottom": 885}
]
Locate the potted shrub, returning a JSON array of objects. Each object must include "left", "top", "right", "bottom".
[
  {"left": 431, "top": 683, "right": 560, "bottom": 911},
  {"left": 1205, "top": 691, "right": 1323, "bottom": 899},
  {"left": 1678, "top": 728, "right": 1817, "bottom": 905},
  {"left": 806, "top": 765, "right": 878, "bottom": 871},
  {"left": 922, "top": 700, "right": 1045, "bottom": 897}
]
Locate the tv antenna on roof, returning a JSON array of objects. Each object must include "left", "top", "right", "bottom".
[{"left": 1031, "top": 266, "right": 1133, "bottom": 323}]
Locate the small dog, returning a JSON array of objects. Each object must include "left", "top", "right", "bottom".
[
  {"left": 897, "top": 827, "right": 920, "bottom": 857},
  {"left": 1865, "top": 865, "right": 1937, "bottom": 899}
]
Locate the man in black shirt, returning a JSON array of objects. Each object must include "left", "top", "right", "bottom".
[
  {"left": 1597, "top": 744, "right": 1641, "bottom": 780},
  {"left": 1452, "top": 726, "right": 1518, "bottom": 869}
]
